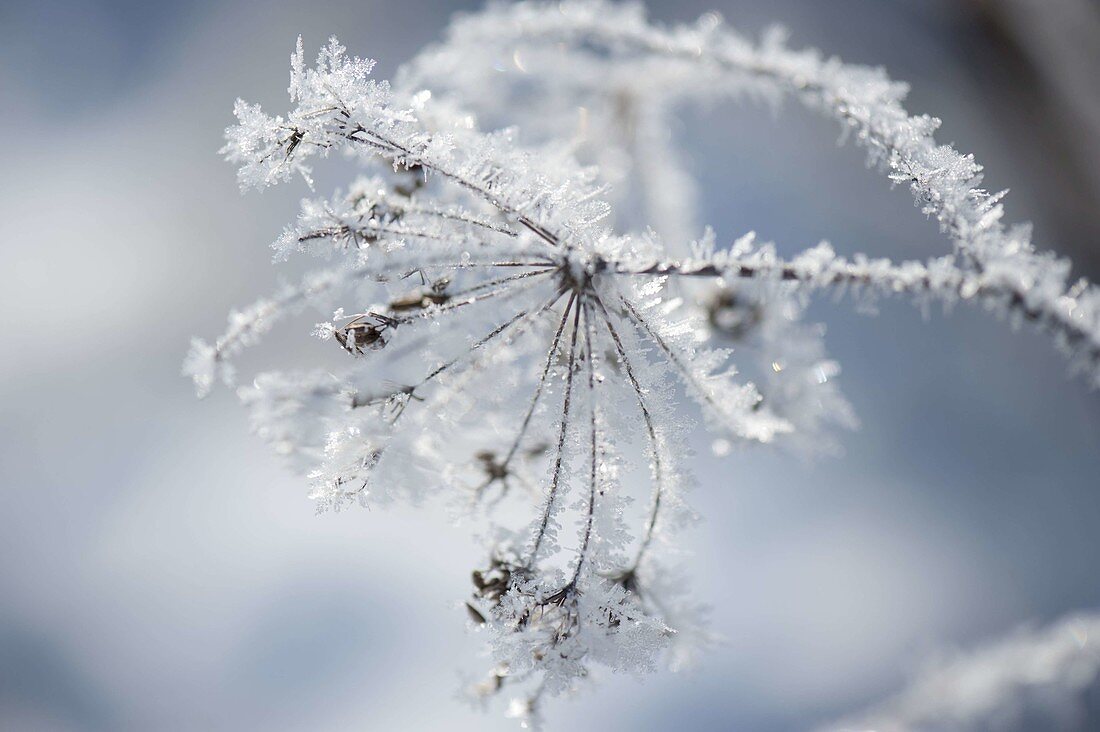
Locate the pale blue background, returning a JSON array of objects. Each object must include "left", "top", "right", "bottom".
[{"left": 2, "top": 1, "right": 1099, "bottom": 729}]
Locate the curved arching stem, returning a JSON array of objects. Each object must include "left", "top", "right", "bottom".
[
  {"left": 612, "top": 253, "right": 1100, "bottom": 369},
  {"left": 568, "top": 296, "right": 600, "bottom": 586},
  {"left": 525, "top": 291, "right": 584, "bottom": 568},
  {"left": 589, "top": 289, "right": 663, "bottom": 572},
  {"left": 503, "top": 290, "right": 579, "bottom": 469}
]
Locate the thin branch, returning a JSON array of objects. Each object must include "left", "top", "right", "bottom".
[
  {"left": 589, "top": 290, "right": 662, "bottom": 571},
  {"left": 502, "top": 291, "right": 578, "bottom": 469},
  {"left": 297, "top": 223, "right": 454, "bottom": 245},
  {"left": 616, "top": 293, "right": 743, "bottom": 426},
  {"left": 344, "top": 284, "right": 568, "bottom": 501},
  {"left": 296, "top": 207, "right": 518, "bottom": 248},
  {"left": 392, "top": 267, "right": 557, "bottom": 326},
  {"left": 442, "top": 267, "right": 558, "bottom": 301},
  {"left": 350, "top": 280, "right": 565, "bottom": 408},
  {"left": 416, "top": 284, "right": 568, "bottom": 387},
  {"left": 526, "top": 290, "right": 583, "bottom": 568},
  {"left": 404, "top": 260, "right": 558, "bottom": 271},
  {"left": 569, "top": 296, "right": 599, "bottom": 586},
  {"left": 408, "top": 207, "right": 519, "bottom": 238},
  {"left": 614, "top": 254, "right": 1100, "bottom": 365},
  {"left": 343, "top": 126, "right": 565, "bottom": 249}
]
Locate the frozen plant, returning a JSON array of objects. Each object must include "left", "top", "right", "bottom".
[{"left": 186, "top": 3, "right": 1100, "bottom": 726}]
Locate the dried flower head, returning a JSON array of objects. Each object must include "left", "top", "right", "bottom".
[{"left": 187, "top": 6, "right": 1100, "bottom": 726}]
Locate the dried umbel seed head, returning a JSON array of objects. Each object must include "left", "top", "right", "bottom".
[
  {"left": 333, "top": 312, "right": 399, "bottom": 355},
  {"left": 706, "top": 288, "right": 764, "bottom": 341},
  {"left": 189, "top": 16, "right": 1100, "bottom": 728}
]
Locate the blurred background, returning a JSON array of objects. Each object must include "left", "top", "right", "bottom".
[{"left": 2, "top": 0, "right": 1099, "bottom": 729}]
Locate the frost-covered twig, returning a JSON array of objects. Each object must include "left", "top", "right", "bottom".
[{"left": 615, "top": 239, "right": 1100, "bottom": 379}]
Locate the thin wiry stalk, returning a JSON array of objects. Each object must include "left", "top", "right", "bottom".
[
  {"left": 346, "top": 286, "right": 570, "bottom": 501},
  {"left": 590, "top": 290, "right": 662, "bottom": 571},
  {"left": 409, "top": 208, "right": 519, "bottom": 238},
  {"left": 615, "top": 255, "right": 1100, "bottom": 367},
  {"left": 411, "top": 266, "right": 552, "bottom": 310},
  {"left": 617, "top": 294, "right": 751, "bottom": 425},
  {"left": 502, "top": 290, "right": 578, "bottom": 469},
  {"left": 353, "top": 281, "right": 566, "bottom": 405},
  {"left": 526, "top": 293, "right": 583, "bottom": 568},
  {"left": 461, "top": 284, "right": 569, "bottom": 505},
  {"left": 191, "top": 266, "right": 376, "bottom": 396},
  {"left": 392, "top": 267, "right": 557, "bottom": 326},
  {"left": 297, "top": 223, "right": 456, "bottom": 245},
  {"left": 418, "top": 300, "right": 544, "bottom": 386},
  {"left": 569, "top": 297, "right": 599, "bottom": 586},
  {"left": 297, "top": 208, "right": 518, "bottom": 248},
  {"left": 209, "top": 258, "right": 550, "bottom": 371},
  {"left": 408, "top": 261, "right": 557, "bottom": 270},
  {"left": 343, "top": 126, "right": 565, "bottom": 248}
]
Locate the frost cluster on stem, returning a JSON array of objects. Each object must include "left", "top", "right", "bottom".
[{"left": 186, "top": 3, "right": 1100, "bottom": 726}]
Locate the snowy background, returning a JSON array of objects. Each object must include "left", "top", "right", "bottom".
[{"left": 2, "top": 0, "right": 1099, "bottom": 729}]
